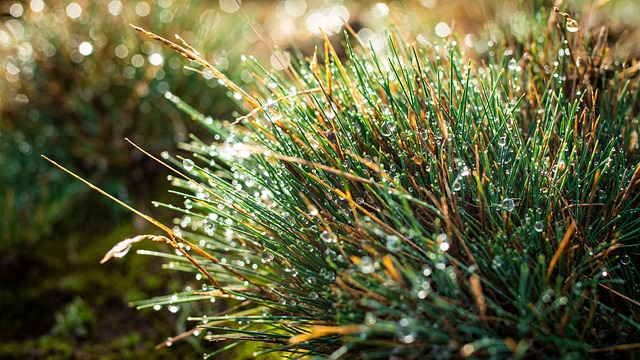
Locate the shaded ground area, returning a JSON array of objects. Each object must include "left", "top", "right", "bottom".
[{"left": 0, "top": 174, "right": 205, "bottom": 358}]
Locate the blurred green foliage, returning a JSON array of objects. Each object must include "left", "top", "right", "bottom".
[{"left": 0, "top": 0, "right": 258, "bottom": 356}]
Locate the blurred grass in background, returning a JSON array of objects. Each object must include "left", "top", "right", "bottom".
[{"left": 1, "top": 0, "right": 638, "bottom": 357}]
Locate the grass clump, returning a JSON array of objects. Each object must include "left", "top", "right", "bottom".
[{"left": 55, "top": 3, "right": 639, "bottom": 359}]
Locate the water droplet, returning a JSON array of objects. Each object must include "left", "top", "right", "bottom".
[
  {"left": 452, "top": 180, "right": 462, "bottom": 192},
  {"left": 261, "top": 250, "right": 275, "bottom": 263},
  {"left": 320, "top": 230, "right": 335, "bottom": 243},
  {"left": 498, "top": 136, "right": 507, "bottom": 147},
  {"left": 422, "top": 267, "right": 432, "bottom": 277},
  {"left": 265, "top": 105, "right": 282, "bottom": 121},
  {"left": 183, "top": 159, "right": 195, "bottom": 171},
  {"left": 165, "top": 337, "right": 173, "bottom": 347},
  {"left": 386, "top": 235, "right": 401, "bottom": 252},
  {"left": 325, "top": 109, "right": 336, "bottom": 119},
  {"left": 439, "top": 241, "right": 450, "bottom": 252},
  {"left": 380, "top": 121, "right": 396, "bottom": 136},
  {"left": 359, "top": 256, "right": 375, "bottom": 274},
  {"left": 534, "top": 221, "right": 544, "bottom": 232},
  {"left": 491, "top": 255, "right": 503, "bottom": 270},
  {"left": 309, "top": 291, "right": 318, "bottom": 300},
  {"left": 355, "top": 197, "right": 365, "bottom": 204},
  {"left": 396, "top": 318, "right": 416, "bottom": 344},
  {"left": 557, "top": 296, "right": 568, "bottom": 306},
  {"left": 204, "top": 221, "right": 215, "bottom": 235},
  {"left": 566, "top": 19, "right": 579, "bottom": 33},
  {"left": 557, "top": 160, "right": 566, "bottom": 172},
  {"left": 364, "top": 313, "right": 377, "bottom": 325},
  {"left": 501, "top": 198, "right": 515, "bottom": 212},
  {"left": 308, "top": 206, "right": 318, "bottom": 216},
  {"left": 168, "top": 305, "right": 180, "bottom": 313},
  {"left": 319, "top": 268, "right": 336, "bottom": 281},
  {"left": 620, "top": 255, "right": 631, "bottom": 265},
  {"left": 508, "top": 59, "right": 517, "bottom": 71}
]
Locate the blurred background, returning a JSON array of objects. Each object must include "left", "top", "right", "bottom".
[{"left": 1, "top": 0, "right": 638, "bottom": 358}]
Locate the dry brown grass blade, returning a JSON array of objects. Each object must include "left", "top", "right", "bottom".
[
  {"left": 546, "top": 221, "right": 577, "bottom": 282},
  {"left": 289, "top": 324, "right": 362, "bottom": 344},
  {"left": 469, "top": 274, "right": 487, "bottom": 321},
  {"left": 100, "top": 234, "right": 170, "bottom": 264},
  {"left": 382, "top": 255, "right": 404, "bottom": 286},
  {"left": 589, "top": 342, "right": 640, "bottom": 353},
  {"left": 130, "top": 24, "right": 259, "bottom": 109},
  {"left": 598, "top": 283, "right": 640, "bottom": 308}
]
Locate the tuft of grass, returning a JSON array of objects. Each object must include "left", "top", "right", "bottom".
[{"left": 52, "top": 3, "right": 639, "bottom": 359}]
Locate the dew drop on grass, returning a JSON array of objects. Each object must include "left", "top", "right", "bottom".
[
  {"left": 439, "top": 241, "right": 450, "bottom": 252},
  {"left": 320, "top": 230, "right": 335, "bottom": 243},
  {"left": 204, "top": 221, "right": 215, "bottom": 235},
  {"left": 261, "top": 250, "right": 274, "bottom": 263},
  {"left": 491, "top": 255, "right": 503, "bottom": 270},
  {"left": 557, "top": 160, "right": 566, "bottom": 172},
  {"left": 498, "top": 136, "right": 507, "bottom": 147},
  {"left": 355, "top": 197, "right": 365, "bottom": 204},
  {"left": 386, "top": 235, "right": 401, "bottom": 252},
  {"left": 452, "top": 180, "right": 462, "bottom": 192},
  {"left": 620, "top": 255, "right": 631, "bottom": 265},
  {"left": 265, "top": 105, "right": 282, "bottom": 121},
  {"left": 534, "top": 221, "right": 544, "bottom": 232},
  {"left": 183, "top": 158, "right": 195, "bottom": 171},
  {"left": 502, "top": 198, "right": 515, "bottom": 212},
  {"left": 380, "top": 121, "right": 396, "bottom": 136},
  {"left": 325, "top": 109, "right": 336, "bottom": 119},
  {"left": 359, "top": 256, "right": 375, "bottom": 274},
  {"left": 397, "top": 318, "right": 416, "bottom": 344},
  {"left": 566, "top": 19, "right": 579, "bottom": 33},
  {"left": 600, "top": 268, "right": 608, "bottom": 277},
  {"left": 508, "top": 59, "right": 517, "bottom": 71}
]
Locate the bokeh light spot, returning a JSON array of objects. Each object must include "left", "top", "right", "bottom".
[
  {"left": 79, "top": 42, "right": 93, "bottom": 56},
  {"left": 66, "top": 3, "right": 82, "bottom": 19}
]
